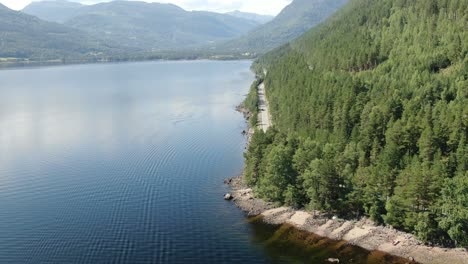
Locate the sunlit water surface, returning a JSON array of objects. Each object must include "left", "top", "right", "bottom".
[{"left": 0, "top": 61, "right": 411, "bottom": 264}]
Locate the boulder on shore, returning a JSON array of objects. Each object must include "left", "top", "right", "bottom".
[
  {"left": 224, "top": 193, "right": 233, "bottom": 200},
  {"left": 224, "top": 178, "right": 232, "bottom": 185}
]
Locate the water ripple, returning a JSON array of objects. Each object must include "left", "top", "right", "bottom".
[{"left": 0, "top": 61, "right": 268, "bottom": 264}]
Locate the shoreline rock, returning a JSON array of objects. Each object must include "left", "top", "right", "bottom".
[
  {"left": 225, "top": 176, "right": 468, "bottom": 264},
  {"left": 235, "top": 104, "right": 252, "bottom": 120},
  {"left": 224, "top": 193, "right": 233, "bottom": 200}
]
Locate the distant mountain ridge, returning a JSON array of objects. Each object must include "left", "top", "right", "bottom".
[
  {"left": 226, "top": 10, "right": 274, "bottom": 24},
  {"left": 219, "top": 0, "right": 349, "bottom": 53},
  {"left": 22, "top": 0, "right": 262, "bottom": 51},
  {"left": 4, "top": 0, "right": 351, "bottom": 63},
  {"left": 0, "top": 3, "right": 123, "bottom": 61}
]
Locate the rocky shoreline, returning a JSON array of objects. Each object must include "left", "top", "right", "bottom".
[
  {"left": 225, "top": 176, "right": 468, "bottom": 264},
  {"left": 232, "top": 91, "right": 467, "bottom": 264}
]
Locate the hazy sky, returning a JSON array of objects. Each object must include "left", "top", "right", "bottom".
[{"left": 1, "top": 0, "right": 293, "bottom": 15}]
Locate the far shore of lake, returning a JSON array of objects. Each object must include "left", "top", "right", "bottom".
[{"left": 0, "top": 54, "right": 256, "bottom": 70}]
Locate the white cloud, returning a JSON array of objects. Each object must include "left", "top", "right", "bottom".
[
  {"left": 1, "top": 0, "right": 32, "bottom": 10},
  {"left": 1, "top": 0, "right": 292, "bottom": 15}
]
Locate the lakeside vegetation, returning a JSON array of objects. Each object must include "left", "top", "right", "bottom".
[
  {"left": 0, "top": 50, "right": 257, "bottom": 68},
  {"left": 243, "top": 78, "right": 262, "bottom": 127},
  {"left": 244, "top": 0, "right": 467, "bottom": 247}
]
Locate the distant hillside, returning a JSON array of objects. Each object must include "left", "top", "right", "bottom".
[
  {"left": 226, "top": 10, "right": 274, "bottom": 24},
  {"left": 0, "top": 3, "right": 122, "bottom": 62},
  {"left": 22, "top": 0, "right": 83, "bottom": 23},
  {"left": 219, "top": 0, "right": 348, "bottom": 53},
  {"left": 23, "top": 1, "right": 261, "bottom": 51}
]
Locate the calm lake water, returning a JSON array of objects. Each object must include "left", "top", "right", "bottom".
[{"left": 0, "top": 61, "right": 410, "bottom": 264}]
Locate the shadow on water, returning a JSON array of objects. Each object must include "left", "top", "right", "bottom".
[{"left": 247, "top": 216, "right": 418, "bottom": 264}]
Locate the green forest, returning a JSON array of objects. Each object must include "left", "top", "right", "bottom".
[{"left": 243, "top": 0, "right": 467, "bottom": 247}]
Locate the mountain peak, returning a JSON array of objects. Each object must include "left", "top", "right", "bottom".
[
  {"left": 24, "top": 0, "right": 83, "bottom": 8},
  {"left": 22, "top": 0, "right": 84, "bottom": 23},
  {"left": 0, "top": 3, "right": 9, "bottom": 10}
]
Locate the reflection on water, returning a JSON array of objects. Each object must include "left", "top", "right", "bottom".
[
  {"left": 0, "top": 60, "right": 413, "bottom": 264},
  {"left": 0, "top": 61, "right": 272, "bottom": 263}
]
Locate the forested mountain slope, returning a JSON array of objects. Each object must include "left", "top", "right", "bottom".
[
  {"left": 0, "top": 3, "right": 122, "bottom": 61},
  {"left": 23, "top": 1, "right": 260, "bottom": 51},
  {"left": 219, "top": 0, "right": 348, "bottom": 53},
  {"left": 245, "top": 0, "right": 468, "bottom": 247}
]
